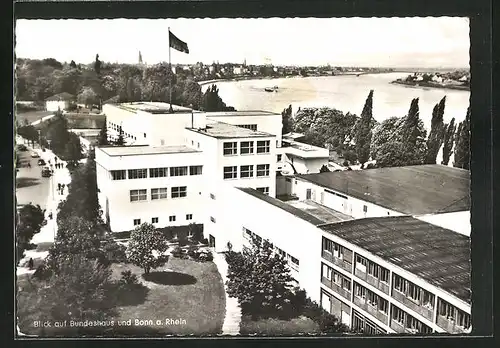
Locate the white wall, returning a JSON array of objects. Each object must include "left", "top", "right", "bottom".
[
  {"left": 95, "top": 147, "right": 206, "bottom": 232},
  {"left": 291, "top": 178, "right": 402, "bottom": 218},
  {"left": 209, "top": 184, "right": 323, "bottom": 303},
  {"left": 415, "top": 211, "right": 470, "bottom": 236},
  {"left": 46, "top": 100, "right": 68, "bottom": 112}
]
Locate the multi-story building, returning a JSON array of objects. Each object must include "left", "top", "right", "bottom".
[{"left": 213, "top": 184, "right": 471, "bottom": 334}]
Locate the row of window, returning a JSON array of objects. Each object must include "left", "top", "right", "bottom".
[
  {"left": 112, "top": 166, "right": 203, "bottom": 180},
  {"left": 438, "top": 298, "right": 471, "bottom": 329},
  {"left": 130, "top": 186, "right": 187, "bottom": 201},
  {"left": 393, "top": 274, "right": 435, "bottom": 308},
  {"left": 242, "top": 227, "right": 299, "bottom": 269},
  {"left": 223, "top": 164, "right": 270, "bottom": 179},
  {"left": 352, "top": 310, "right": 387, "bottom": 335},
  {"left": 237, "top": 124, "right": 258, "bottom": 131},
  {"left": 133, "top": 214, "right": 193, "bottom": 226},
  {"left": 322, "top": 237, "right": 353, "bottom": 263},
  {"left": 223, "top": 140, "right": 270, "bottom": 156},
  {"left": 108, "top": 123, "right": 139, "bottom": 140},
  {"left": 322, "top": 263, "right": 351, "bottom": 291},
  {"left": 391, "top": 305, "right": 433, "bottom": 333},
  {"left": 355, "top": 254, "right": 390, "bottom": 283},
  {"left": 354, "top": 282, "right": 389, "bottom": 314}
]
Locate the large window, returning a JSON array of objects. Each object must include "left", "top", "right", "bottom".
[
  {"left": 256, "top": 164, "right": 270, "bottom": 177},
  {"left": 171, "top": 186, "right": 187, "bottom": 198},
  {"left": 128, "top": 168, "right": 147, "bottom": 179},
  {"left": 150, "top": 167, "right": 168, "bottom": 178},
  {"left": 257, "top": 140, "right": 270, "bottom": 154},
  {"left": 356, "top": 255, "right": 367, "bottom": 272},
  {"left": 151, "top": 187, "right": 168, "bottom": 200},
  {"left": 223, "top": 166, "right": 238, "bottom": 179},
  {"left": 223, "top": 142, "right": 237, "bottom": 155},
  {"left": 111, "top": 170, "right": 126, "bottom": 180},
  {"left": 392, "top": 305, "right": 405, "bottom": 324},
  {"left": 170, "top": 166, "right": 188, "bottom": 177},
  {"left": 240, "top": 165, "right": 254, "bottom": 178},
  {"left": 240, "top": 141, "right": 254, "bottom": 154},
  {"left": 186, "top": 214, "right": 193, "bottom": 221},
  {"left": 354, "top": 283, "right": 366, "bottom": 299},
  {"left": 133, "top": 219, "right": 141, "bottom": 226},
  {"left": 130, "top": 189, "right": 147, "bottom": 202},
  {"left": 189, "top": 165, "right": 203, "bottom": 175}
]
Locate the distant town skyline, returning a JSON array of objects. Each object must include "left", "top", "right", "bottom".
[{"left": 15, "top": 17, "right": 470, "bottom": 68}]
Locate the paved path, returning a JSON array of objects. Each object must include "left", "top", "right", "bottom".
[
  {"left": 212, "top": 252, "right": 242, "bottom": 335},
  {"left": 16, "top": 136, "right": 72, "bottom": 273}
]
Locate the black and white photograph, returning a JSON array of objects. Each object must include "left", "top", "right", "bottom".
[{"left": 14, "top": 16, "right": 473, "bottom": 337}]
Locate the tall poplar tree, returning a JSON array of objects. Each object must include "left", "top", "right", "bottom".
[
  {"left": 441, "top": 118, "right": 456, "bottom": 165},
  {"left": 453, "top": 107, "right": 470, "bottom": 170},
  {"left": 424, "top": 96, "right": 446, "bottom": 164},
  {"left": 98, "top": 119, "right": 109, "bottom": 146},
  {"left": 355, "top": 90, "right": 374, "bottom": 168}
]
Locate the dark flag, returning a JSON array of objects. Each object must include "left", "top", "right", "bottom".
[{"left": 169, "top": 31, "right": 189, "bottom": 54}]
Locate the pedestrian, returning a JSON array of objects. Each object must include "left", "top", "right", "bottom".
[
  {"left": 27, "top": 162, "right": 31, "bottom": 169},
  {"left": 28, "top": 258, "right": 34, "bottom": 270},
  {"left": 61, "top": 183, "right": 66, "bottom": 194},
  {"left": 57, "top": 183, "right": 61, "bottom": 193},
  {"left": 54, "top": 157, "right": 58, "bottom": 163},
  {"left": 48, "top": 211, "right": 53, "bottom": 220}
]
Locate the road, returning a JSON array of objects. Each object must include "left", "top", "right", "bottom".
[{"left": 16, "top": 145, "right": 52, "bottom": 209}]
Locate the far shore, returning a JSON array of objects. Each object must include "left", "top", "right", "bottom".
[
  {"left": 391, "top": 80, "right": 470, "bottom": 92},
  {"left": 197, "top": 71, "right": 391, "bottom": 86}
]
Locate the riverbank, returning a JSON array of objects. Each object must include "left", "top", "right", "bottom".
[
  {"left": 197, "top": 71, "right": 382, "bottom": 86},
  {"left": 391, "top": 80, "right": 470, "bottom": 92}
]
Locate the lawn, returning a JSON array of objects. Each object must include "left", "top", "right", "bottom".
[
  {"left": 239, "top": 315, "right": 320, "bottom": 336},
  {"left": 16, "top": 257, "right": 226, "bottom": 337}
]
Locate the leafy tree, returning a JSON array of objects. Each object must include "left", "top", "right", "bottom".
[
  {"left": 424, "top": 96, "right": 446, "bottom": 164},
  {"left": 57, "top": 154, "right": 102, "bottom": 225},
  {"left": 293, "top": 107, "right": 358, "bottom": 150},
  {"left": 64, "top": 133, "right": 83, "bottom": 166},
  {"left": 375, "top": 141, "right": 424, "bottom": 168},
  {"left": 371, "top": 117, "right": 401, "bottom": 160},
  {"left": 319, "top": 164, "right": 330, "bottom": 173},
  {"left": 16, "top": 204, "right": 45, "bottom": 263},
  {"left": 441, "top": 118, "right": 456, "bottom": 165},
  {"left": 77, "top": 87, "right": 99, "bottom": 110},
  {"left": 400, "top": 98, "right": 424, "bottom": 149},
  {"left": 34, "top": 254, "right": 115, "bottom": 324},
  {"left": 98, "top": 119, "right": 109, "bottom": 145},
  {"left": 126, "top": 223, "right": 169, "bottom": 274},
  {"left": 453, "top": 107, "right": 470, "bottom": 170},
  {"left": 44, "top": 111, "right": 71, "bottom": 157},
  {"left": 281, "top": 104, "right": 293, "bottom": 134},
  {"left": 202, "top": 84, "right": 235, "bottom": 111},
  {"left": 354, "top": 90, "right": 374, "bottom": 168},
  {"left": 69, "top": 60, "right": 77, "bottom": 69},
  {"left": 225, "top": 238, "right": 295, "bottom": 320}
]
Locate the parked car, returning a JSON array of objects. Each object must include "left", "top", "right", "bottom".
[
  {"left": 16, "top": 144, "right": 28, "bottom": 152},
  {"left": 37, "top": 159, "right": 46, "bottom": 166},
  {"left": 31, "top": 152, "right": 40, "bottom": 158},
  {"left": 41, "top": 166, "right": 52, "bottom": 177}
]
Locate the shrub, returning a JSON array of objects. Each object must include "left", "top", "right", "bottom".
[
  {"left": 178, "top": 234, "right": 189, "bottom": 247},
  {"left": 342, "top": 160, "right": 349, "bottom": 167},
  {"left": 365, "top": 163, "right": 376, "bottom": 169},
  {"left": 171, "top": 246, "right": 183, "bottom": 258},
  {"left": 201, "top": 238, "right": 209, "bottom": 245},
  {"left": 119, "top": 270, "right": 139, "bottom": 286}
]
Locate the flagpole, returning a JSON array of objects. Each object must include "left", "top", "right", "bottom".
[{"left": 168, "top": 27, "right": 173, "bottom": 113}]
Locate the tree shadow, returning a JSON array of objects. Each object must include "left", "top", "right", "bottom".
[
  {"left": 110, "top": 283, "right": 150, "bottom": 307},
  {"left": 142, "top": 271, "right": 197, "bottom": 286},
  {"left": 16, "top": 177, "right": 41, "bottom": 188}
]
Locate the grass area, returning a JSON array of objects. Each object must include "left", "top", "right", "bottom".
[
  {"left": 16, "top": 111, "right": 53, "bottom": 125},
  {"left": 108, "top": 257, "right": 225, "bottom": 336},
  {"left": 17, "top": 257, "right": 226, "bottom": 337},
  {"left": 239, "top": 315, "right": 320, "bottom": 336}
]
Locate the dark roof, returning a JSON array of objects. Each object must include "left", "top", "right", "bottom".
[
  {"left": 319, "top": 216, "right": 471, "bottom": 303},
  {"left": 45, "top": 92, "right": 74, "bottom": 101},
  {"left": 237, "top": 187, "right": 326, "bottom": 225},
  {"left": 297, "top": 165, "right": 470, "bottom": 215}
]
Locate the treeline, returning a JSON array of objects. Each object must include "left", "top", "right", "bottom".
[
  {"left": 282, "top": 91, "right": 470, "bottom": 170},
  {"left": 16, "top": 57, "right": 234, "bottom": 111}
]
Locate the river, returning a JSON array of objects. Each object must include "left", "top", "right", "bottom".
[{"left": 201, "top": 72, "right": 470, "bottom": 130}]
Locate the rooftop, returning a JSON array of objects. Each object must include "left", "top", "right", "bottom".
[
  {"left": 98, "top": 144, "right": 200, "bottom": 156},
  {"left": 45, "top": 92, "right": 74, "bottom": 101},
  {"left": 114, "top": 102, "right": 194, "bottom": 114},
  {"left": 297, "top": 165, "right": 470, "bottom": 215},
  {"left": 204, "top": 110, "right": 279, "bottom": 117},
  {"left": 287, "top": 200, "right": 353, "bottom": 224},
  {"left": 319, "top": 216, "right": 471, "bottom": 303},
  {"left": 283, "top": 132, "right": 306, "bottom": 140},
  {"left": 187, "top": 121, "right": 275, "bottom": 139}
]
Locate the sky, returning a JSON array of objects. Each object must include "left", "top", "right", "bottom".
[{"left": 15, "top": 17, "right": 470, "bottom": 68}]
